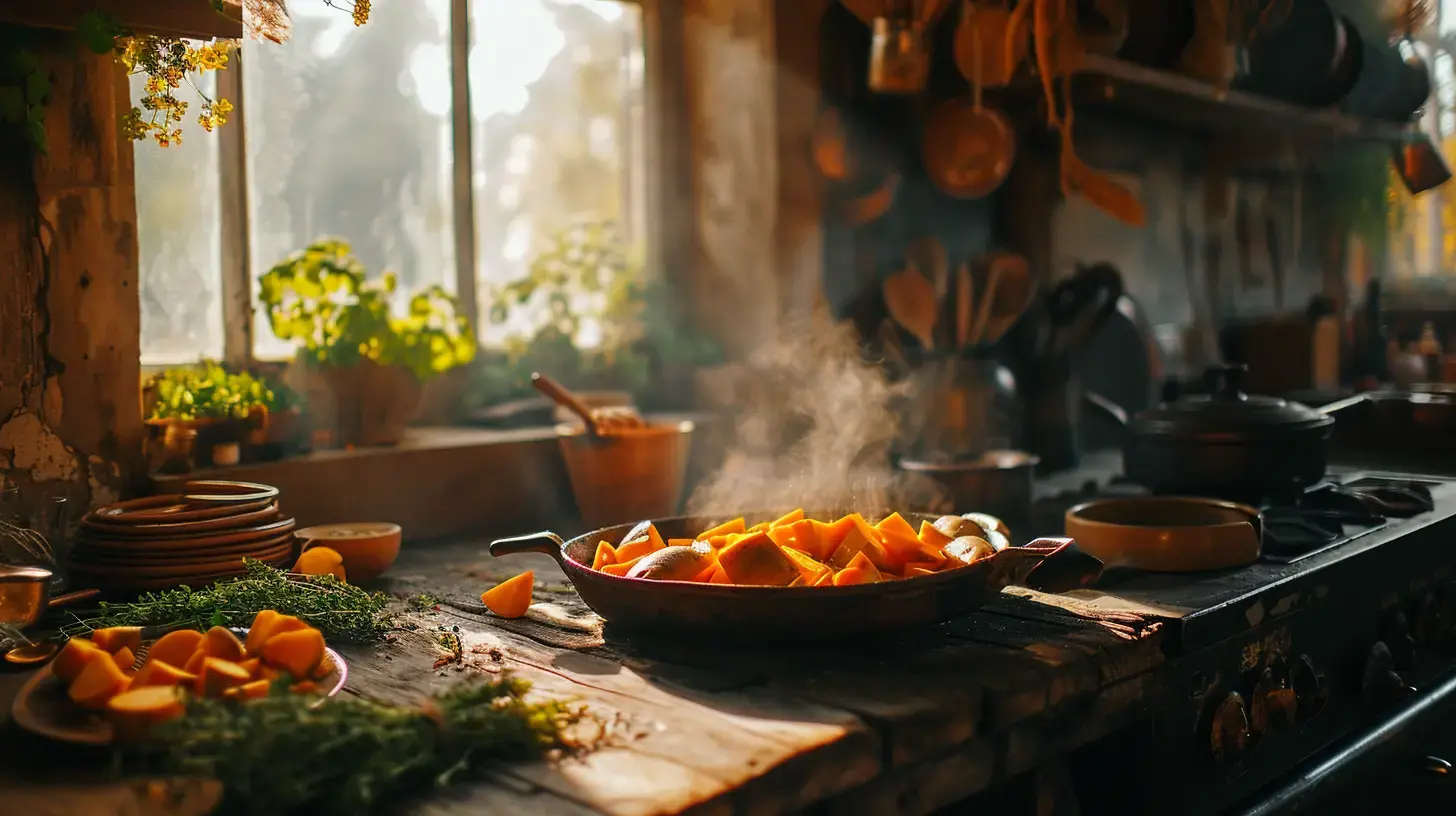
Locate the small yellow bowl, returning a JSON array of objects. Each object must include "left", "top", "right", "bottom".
[{"left": 295, "top": 522, "right": 402, "bottom": 583}]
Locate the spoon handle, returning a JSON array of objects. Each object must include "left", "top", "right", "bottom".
[{"left": 531, "top": 373, "right": 600, "bottom": 437}]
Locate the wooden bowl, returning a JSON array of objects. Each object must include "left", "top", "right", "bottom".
[{"left": 294, "top": 523, "right": 402, "bottom": 583}]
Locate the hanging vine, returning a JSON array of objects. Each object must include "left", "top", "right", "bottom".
[{"left": 0, "top": 0, "right": 372, "bottom": 154}]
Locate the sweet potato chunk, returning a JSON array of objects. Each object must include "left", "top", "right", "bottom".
[
  {"left": 52, "top": 638, "right": 104, "bottom": 684},
  {"left": 614, "top": 535, "right": 661, "bottom": 564},
  {"left": 132, "top": 659, "right": 196, "bottom": 689},
  {"left": 68, "top": 652, "right": 131, "bottom": 710},
  {"left": 591, "top": 541, "right": 618, "bottom": 571},
  {"left": 90, "top": 626, "right": 143, "bottom": 654},
  {"left": 770, "top": 508, "right": 805, "bottom": 528},
  {"left": 203, "top": 626, "right": 247, "bottom": 662},
  {"left": 832, "top": 552, "right": 882, "bottom": 586},
  {"left": 225, "top": 679, "right": 273, "bottom": 701},
  {"left": 111, "top": 646, "right": 137, "bottom": 672},
  {"left": 183, "top": 650, "right": 207, "bottom": 675},
  {"left": 698, "top": 517, "right": 746, "bottom": 540},
  {"left": 480, "top": 571, "right": 534, "bottom": 618},
  {"left": 260, "top": 628, "right": 328, "bottom": 679},
  {"left": 196, "top": 657, "right": 253, "bottom": 698},
  {"left": 876, "top": 513, "right": 943, "bottom": 566},
  {"left": 828, "top": 524, "right": 893, "bottom": 573},
  {"left": 245, "top": 612, "right": 309, "bottom": 655},
  {"left": 148, "top": 629, "right": 205, "bottom": 669},
  {"left": 786, "top": 519, "right": 823, "bottom": 559},
  {"left": 107, "top": 685, "right": 186, "bottom": 741},
  {"left": 293, "top": 546, "right": 347, "bottom": 582},
  {"left": 918, "top": 520, "right": 954, "bottom": 550},
  {"left": 716, "top": 531, "right": 799, "bottom": 586},
  {"left": 781, "top": 545, "right": 833, "bottom": 586},
  {"left": 600, "top": 555, "right": 645, "bottom": 576}
]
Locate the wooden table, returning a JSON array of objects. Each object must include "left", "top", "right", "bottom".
[{"left": 0, "top": 536, "right": 1169, "bottom": 815}]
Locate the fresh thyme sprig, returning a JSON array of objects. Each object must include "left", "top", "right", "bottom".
[
  {"left": 122, "top": 676, "right": 583, "bottom": 816},
  {"left": 60, "top": 560, "right": 394, "bottom": 643}
]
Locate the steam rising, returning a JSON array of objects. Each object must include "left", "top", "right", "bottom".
[{"left": 686, "top": 309, "right": 943, "bottom": 516}]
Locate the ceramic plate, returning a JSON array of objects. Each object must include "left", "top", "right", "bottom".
[
  {"left": 74, "top": 518, "right": 297, "bottom": 552},
  {"left": 81, "top": 502, "right": 282, "bottom": 538},
  {"left": 11, "top": 630, "right": 347, "bottom": 746},
  {"left": 69, "top": 533, "right": 297, "bottom": 566}
]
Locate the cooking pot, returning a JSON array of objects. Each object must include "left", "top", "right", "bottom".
[{"left": 1089, "top": 363, "right": 1336, "bottom": 502}]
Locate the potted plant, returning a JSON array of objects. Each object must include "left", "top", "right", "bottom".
[
  {"left": 142, "top": 361, "right": 274, "bottom": 468},
  {"left": 257, "top": 237, "right": 476, "bottom": 447},
  {"left": 475, "top": 221, "right": 650, "bottom": 408}
]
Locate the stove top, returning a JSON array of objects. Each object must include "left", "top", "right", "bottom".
[{"left": 1028, "top": 458, "right": 1456, "bottom": 654}]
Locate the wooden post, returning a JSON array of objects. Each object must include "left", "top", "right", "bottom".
[{"left": 0, "top": 30, "right": 142, "bottom": 523}]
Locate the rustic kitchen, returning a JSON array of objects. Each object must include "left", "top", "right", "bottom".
[{"left": 2, "top": 0, "right": 1455, "bottom": 813}]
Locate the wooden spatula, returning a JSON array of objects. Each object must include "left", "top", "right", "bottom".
[{"left": 883, "top": 265, "right": 939, "bottom": 351}]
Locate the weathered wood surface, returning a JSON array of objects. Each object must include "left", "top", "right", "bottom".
[
  {"left": 0, "top": 0, "right": 243, "bottom": 41},
  {"left": 0, "top": 537, "right": 1168, "bottom": 815}
]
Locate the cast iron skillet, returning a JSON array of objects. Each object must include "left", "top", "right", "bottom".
[{"left": 490, "top": 511, "right": 1102, "bottom": 640}]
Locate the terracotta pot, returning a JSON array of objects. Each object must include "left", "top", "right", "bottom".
[{"left": 318, "top": 361, "right": 424, "bottom": 447}]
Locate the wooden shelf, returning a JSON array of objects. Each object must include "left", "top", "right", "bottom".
[
  {"left": 0, "top": 0, "right": 242, "bottom": 41},
  {"left": 1072, "top": 55, "right": 1415, "bottom": 148}
]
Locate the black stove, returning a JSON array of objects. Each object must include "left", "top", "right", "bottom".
[{"left": 1031, "top": 457, "right": 1456, "bottom": 815}]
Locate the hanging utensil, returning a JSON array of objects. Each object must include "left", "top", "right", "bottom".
[
  {"left": 971, "top": 260, "right": 1003, "bottom": 345},
  {"left": 869, "top": 0, "right": 931, "bottom": 94},
  {"left": 955, "top": 261, "right": 976, "bottom": 348},
  {"left": 884, "top": 265, "right": 940, "bottom": 350},
  {"left": 954, "top": 0, "right": 1023, "bottom": 88},
  {"left": 811, "top": 107, "right": 853, "bottom": 183},
  {"left": 924, "top": 3, "right": 1016, "bottom": 199},
  {"left": 980, "top": 252, "right": 1033, "bottom": 344},
  {"left": 840, "top": 171, "right": 902, "bottom": 226}
]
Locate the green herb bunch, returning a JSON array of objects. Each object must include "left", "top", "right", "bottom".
[
  {"left": 123, "top": 675, "right": 581, "bottom": 816},
  {"left": 62, "top": 560, "right": 393, "bottom": 643},
  {"left": 258, "top": 237, "right": 477, "bottom": 382},
  {"left": 144, "top": 360, "right": 275, "bottom": 422}
]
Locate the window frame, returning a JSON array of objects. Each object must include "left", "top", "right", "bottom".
[{"left": 141, "top": 0, "right": 678, "bottom": 372}]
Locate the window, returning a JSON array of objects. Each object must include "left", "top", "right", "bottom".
[
  {"left": 134, "top": 73, "right": 224, "bottom": 364},
  {"left": 470, "top": 0, "right": 646, "bottom": 345},
  {"left": 135, "top": 0, "right": 650, "bottom": 366},
  {"left": 1388, "top": 2, "right": 1455, "bottom": 278}
]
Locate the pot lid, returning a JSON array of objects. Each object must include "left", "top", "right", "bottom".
[{"left": 1131, "top": 364, "right": 1334, "bottom": 437}]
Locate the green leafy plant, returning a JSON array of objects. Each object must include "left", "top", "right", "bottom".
[
  {"left": 61, "top": 560, "right": 393, "bottom": 644},
  {"left": 475, "top": 221, "right": 721, "bottom": 404},
  {"left": 257, "top": 237, "right": 476, "bottom": 382},
  {"left": 144, "top": 360, "right": 275, "bottom": 422},
  {"left": 0, "top": 28, "right": 50, "bottom": 153}
]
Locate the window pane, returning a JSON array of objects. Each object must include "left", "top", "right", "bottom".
[
  {"left": 470, "top": 0, "right": 647, "bottom": 345},
  {"left": 245, "top": 0, "right": 456, "bottom": 359},
  {"left": 134, "top": 72, "right": 224, "bottom": 365}
]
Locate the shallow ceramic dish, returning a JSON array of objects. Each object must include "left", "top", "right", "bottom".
[
  {"left": 1064, "top": 497, "right": 1261, "bottom": 573},
  {"left": 74, "top": 518, "right": 297, "bottom": 552},
  {"left": 69, "top": 539, "right": 295, "bottom": 579},
  {"left": 68, "top": 534, "right": 296, "bottom": 565},
  {"left": 11, "top": 628, "right": 346, "bottom": 746},
  {"left": 295, "top": 522, "right": 402, "bottom": 583},
  {"left": 81, "top": 502, "right": 282, "bottom": 538}
]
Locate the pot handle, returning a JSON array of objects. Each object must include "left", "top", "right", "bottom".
[
  {"left": 994, "top": 537, "right": 1104, "bottom": 593},
  {"left": 47, "top": 588, "right": 101, "bottom": 610},
  {"left": 489, "top": 531, "right": 569, "bottom": 565}
]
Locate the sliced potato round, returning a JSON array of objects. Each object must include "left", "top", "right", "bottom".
[{"left": 943, "top": 536, "right": 996, "bottom": 566}]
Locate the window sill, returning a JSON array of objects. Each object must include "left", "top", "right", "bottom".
[{"left": 148, "top": 414, "right": 723, "bottom": 542}]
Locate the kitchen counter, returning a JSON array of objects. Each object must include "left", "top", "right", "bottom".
[{"left": 0, "top": 531, "right": 1167, "bottom": 815}]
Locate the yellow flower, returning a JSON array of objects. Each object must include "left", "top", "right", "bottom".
[{"left": 353, "top": 0, "right": 371, "bottom": 26}]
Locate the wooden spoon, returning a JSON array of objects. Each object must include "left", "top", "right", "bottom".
[
  {"left": 955, "top": 261, "right": 975, "bottom": 348},
  {"left": 531, "top": 373, "right": 604, "bottom": 439},
  {"left": 883, "top": 266, "right": 939, "bottom": 351},
  {"left": 980, "top": 252, "right": 1034, "bottom": 344}
]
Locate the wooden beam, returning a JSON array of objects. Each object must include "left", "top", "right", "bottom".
[{"left": 0, "top": 0, "right": 242, "bottom": 41}]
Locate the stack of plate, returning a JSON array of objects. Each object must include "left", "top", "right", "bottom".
[{"left": 69, "top": 480, "right": 297, "bottom": 595}]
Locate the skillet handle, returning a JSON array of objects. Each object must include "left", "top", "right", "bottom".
[
  {"left": 1019, "top": 537, "right": 1103, "bottom": 593},
  {"left": 489, "top": 531, "right": 569, "bottom": 565},
  {"left": 48, "top": 588, "right": 101, "bottom": 609}
]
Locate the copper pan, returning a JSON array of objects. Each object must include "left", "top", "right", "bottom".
[{"left": 490, "top": 511, "right": 1102, "bottom": 640}]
